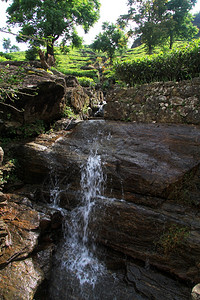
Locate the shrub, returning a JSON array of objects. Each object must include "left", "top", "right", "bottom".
[
  {"left": 0, "top": 56, "right": 8, "bottom": 62},
  {"left": 114, "top": 39, "right": 200, "bottom": 86},
  {"left": 25, "top": 47, "right": 38, "bottom": 61},
  {"left": 58, "top": 68, "right": 98, "bottom": 79},
  {"left": 77, "top": 76, "right": 95, "bottom": 87},
  {"left": 0, "top": 52, "right": 12, "bottom": 60}
]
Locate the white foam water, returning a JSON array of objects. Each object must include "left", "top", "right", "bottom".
[{"left": 62, "top": 150, "right": 105, "bottom": 287}]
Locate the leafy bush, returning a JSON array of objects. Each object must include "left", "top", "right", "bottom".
[
  {"left": 22, "top": 120, "right": 46, "bottom": 137},
  {"left": 77, "top": 76, "right": 95, "bottom": 87},
  {"left": 25, "top": 47, "right": 38, "bottom": 61},
  {"left": 58, "top": 68, "right": 98, "bottom": 79},
  {"left": 0, "top": 56, "right": 8, "bottom": 62},
  {"left": 114, "top": 39, "right": 200, "bottom": 86},
  {"left": 0, "top": 52, "right": 12, "bottom": 60},
  {"left": 62, "top": 105, "right": 78, "bottom": 119}
]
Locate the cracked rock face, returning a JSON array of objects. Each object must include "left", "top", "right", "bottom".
[
  {"left": 0, "top": 258, "right": 43, "bottom": 300},
  {"left": 0, "top": 194, "right": 43, "bottom": 300}
]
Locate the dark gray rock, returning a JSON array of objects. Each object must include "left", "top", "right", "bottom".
[{"left": 16, "top": 120, "right": 200, "bottom": 283}]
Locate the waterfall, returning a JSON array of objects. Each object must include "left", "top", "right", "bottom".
[
  {"left": 45, "top": 121, "right": 191, "bottom": 300},
  {"left": 61, "top": 150, "right": 105, "bottom": 287}
]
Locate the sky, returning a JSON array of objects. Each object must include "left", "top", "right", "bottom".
[{"left": 0, "top": 0, "right": 200, "bottom": 52}]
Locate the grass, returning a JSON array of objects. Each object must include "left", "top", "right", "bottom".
[
  {"left": 0, "top": 40, "right": 198, "bottom": 88},
  {"left": 54, "top": 47, "right": 99, "bottom": 84}
]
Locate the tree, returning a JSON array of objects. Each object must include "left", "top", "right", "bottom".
[
  {"left": 2, "top": 37, "right": 20, "bottom": 53},
  {"left": 3, "top": 0, "right": 100, "bottom": 63},
  {"left": 3, "top": 38, "right": 11, "bottom": 53},
  {"left": 10, "top": 45, "right": 20, "bottom": 52},
  {"left": 119, "top": 0, "right": 168, "bottom": 54},
  {"left": 92, "top": 22, "right": 128, "bottom": 63},
  {"left": 164, "top": 0, "right": 198, "bottom": 48},
  {"left": 119, "top": 0, "right": 197, "bottom": 53},
  {"left": 192, "top": 11, "right": 200, "bottom": 37}
]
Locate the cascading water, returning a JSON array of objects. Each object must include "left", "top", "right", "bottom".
[
  {"left": 44, "top": 121, "right": 190, "bottom": 300},
  {"left": 47, "top": 145, "right": 116, "bottom": 300},
  {"left": 62, "top": 150, "right": 105, "bottom": 287}
]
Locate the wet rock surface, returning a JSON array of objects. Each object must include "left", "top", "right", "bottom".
[
  {"left": 46, "top": 242, "right": 191, "bottom": 300},
  {"left": 16, "top": 120, "right": 200, "bottom": 288}
]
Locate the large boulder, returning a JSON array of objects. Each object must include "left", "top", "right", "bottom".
[
  {"left": 0, "top": 63, "right": 91, "bottom": 136},
  {"left": 16, "top": 120, "right": 200, "bottom": 283},
  {"left": 0, "top": 64, "right": 66, "bottom": 125}
]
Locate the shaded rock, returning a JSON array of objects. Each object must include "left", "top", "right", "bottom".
[
  {"left": 126, "top": 262, "right": 191, "bottom": 300},
  {"left": 0, "top": 64, "right": 66, "bottom": 125},
  {"left": 53, "top": 118, "right": 81, "bottom": 131},
  {"left": 0, "top": 191, "right": 8, "bottom": 203},
  {"left": 35, "top": 245, "right": 54, "bottom": 279},
  {"left": 94, "top": 198, "right": 200, "bottom": 283},
  {"left": 66, "top": 85, "right": 89, "bottom": 113},
  {"left": 65, "top": 75, "right": 79, "bottom": 87},
  {"left": 0, "top": 63, "right": 92, "bottom": 136}
]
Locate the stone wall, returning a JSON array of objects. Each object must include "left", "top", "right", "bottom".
[{"left": 104, "top": 77, "right": 200, "bottom": 124}]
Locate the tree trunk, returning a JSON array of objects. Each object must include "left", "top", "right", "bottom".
[
  {"left": 45, "top": 41, "right": 56, "bottom": 66},
  {"left": 38, "top": 49, "right": 50, "bottom": 70},
  {"left": 148, "top": 44, "right": 153, "bottom": 55},
  {"left": 169, "top": 33, "right": 174, "bottom": 49}
]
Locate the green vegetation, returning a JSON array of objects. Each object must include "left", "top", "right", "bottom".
[
  {"left": 77, "top": 77, "right": 95, "bottom": 87},
  {"left": 5, "top": 51, "right": 27, "bottom": 62},
  {"left": 0, "top": 65, "right": 25, "bottom": 102},
  {"left": 3, "top": 0, "right": 100, "bottom": 59},
  {"left": 92, "top": 22, "right": 128, "bottom": 63},
  {"left": 1, "top": 0, "right": 199, "bottom": 89},
  {"left": 62, "top": 105, "right": 78, "bottom": 119},
  {"left": 0, "top": 158, "right": 18, "bottom": 189},
  {"left": 119, "top": 0, "right": 197, "bottom": 53},
  {"left": 54, "top": 47, "right": 99, "bottom": 86},
  {"left": 1, "top": 38, "right": 200, "bottom": 89},
  {"left": 2, "top": 120, "right": 46, "bottom": 138},
  {"left": 156, "top": 224, "right": 190, "bottom": 255},
  {"left": 114, "top": 39, "right": 200, "bottom": 85},
  {"left": 2, "top": 38, "right": 19, "bottom": 53}
]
